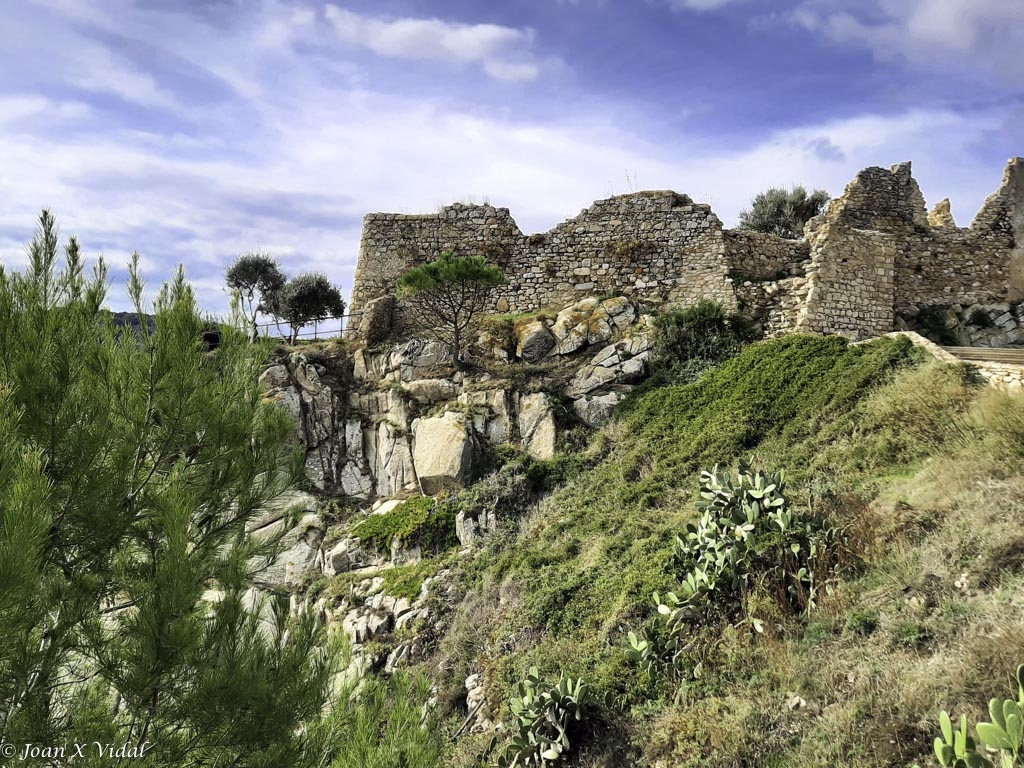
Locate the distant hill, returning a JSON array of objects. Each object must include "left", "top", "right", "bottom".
[{"left": 104, "top": 310, "right": 156, "bottom": 333}]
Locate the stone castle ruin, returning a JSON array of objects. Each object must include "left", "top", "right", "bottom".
[{"left": 350, "top": 158, "right": 1024, "bottom": 344}]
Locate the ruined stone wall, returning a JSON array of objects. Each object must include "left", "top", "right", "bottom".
[
  {"left": 349, "top": 158, "right": 1024, "bottom": 344},
  {"left": 893, "top": 158, "right": 1022, "bottom": 312},
  {"left": 796, "top": 160, "right": 1023, "bottom": 340},
  {"left": 349, "top": 191, "right": 735, "bottom": 330},
  {"left": 894, "top": 228, "right": 1014, "bottom": 311},
  {"left": 734, "top": 275, "right": 813, "bottom": 338},
  {"left": 349, "top": 205, "right": 522, "bottom": 330},
  {"left": 723, "top": 230, "right": 810, "bottom": 281}
]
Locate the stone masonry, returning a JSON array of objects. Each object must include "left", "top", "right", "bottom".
[{"left": 349, "top": 158, "right": 1024, "bottom": 343}]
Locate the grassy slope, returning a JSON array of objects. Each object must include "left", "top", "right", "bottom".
[{"left": 427, "top": 333, "right": 1024, "bottom": 767}]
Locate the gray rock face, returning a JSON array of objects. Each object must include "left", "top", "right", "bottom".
[
  {"left": 549, "top": 296, "right": 638, "bottom": 356},
  {"left": 518, "top": 392, "right": 557, "bottom": 460},
  {"left": 568, "top": 365, "right": 618, "bottom": 398},
  {"left": 402, "top": 378, "right": 459, "bottom": 404},
  {"left": 459, "top": 389, "right": 513, "bottom": 446},
  {"left": 413, "top": 412, "right": 475, "bottom": 494},
  {"left": 250, "top": 492, "right": 324, "bottom": 589},
  {"left": 325, "top": 536, "right": 384, "bottom": 576},
  {"left": 515, "top": 319, "right": 555, "bottom": 363},
  {"left": 573, "top": 392, "right": 623, "bottom": 427}
]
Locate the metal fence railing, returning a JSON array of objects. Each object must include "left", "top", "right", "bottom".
[{"left": 246, "top": 312, "right": 363, "bottom": 342}]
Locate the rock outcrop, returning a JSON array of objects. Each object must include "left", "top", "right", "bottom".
[{"left": 413, "top": 412, "right": 475, "bottom": 494}]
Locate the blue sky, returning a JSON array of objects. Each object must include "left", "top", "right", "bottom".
[{"left": 1, "top": 0, "right": 1022, "bottom": 315}]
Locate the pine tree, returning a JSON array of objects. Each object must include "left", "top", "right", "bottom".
[
  {"left": 397, "top": 251, "right": 505, "bottom": 365},
  {"left": 0, "top": 211, "right": 334, "bottom": 766}
]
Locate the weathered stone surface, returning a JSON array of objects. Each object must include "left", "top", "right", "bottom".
[
  {"left": 254, "top": 509, "right": 324, "bottom": 589},
  {"left": 413, "top": 412, "right": 474, "bottom": 494},
  {"left": 518, "top": 392, "right": 556, "bottom": 460},
  {"left": 349, "top": 158, "right": 1023, "bottom": 345},
  {"left": 928, "top": 198, "right": 957, "bottom": 229},
  {"left": 514, "top": 319, "right": 555, "bottom": 362},
  {"left": 358, "top": 294, "right": 396, "bottom": 346},
  {"left": 551, "top": 298, "right": 599, "bottom": 355},
  {"left": 568, "top": 365, "right": 618, "bottom": 397},
  {"left": 258, "top": 364, "right": 290, "bottom": 391},
  {"left": 325, "top": 536, "right": 383, "bottom": 576},
  {"left": 402, "top": 378, "right": 459, "bottom": 404},
  {"left": 458, "top": 389, "right": 513, "bottom": 446},
  {"left": 573, "top": 392, "right": 622, "bottom": 427}
]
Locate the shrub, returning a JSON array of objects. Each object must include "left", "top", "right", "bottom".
[
  {"left": 351, "top": 496, "right": 457, "bottom": 554},
  {"left": 932, "top": 664, "right": 1024, "bottom": 767},
  {"left": 631, "top": 461, "right": 840, "bottom": 679},
  {"left": 491, "top": 667, "right": 588, "bottom": 767},
  {"left": 650, "top": 300, "right": 759, "bottom": 383},
  {"left": 737, "top": 186, "right": 830, "bottom": 240},
  {"left": 380, "top": 560, "right": 438, "bottom": 602}
]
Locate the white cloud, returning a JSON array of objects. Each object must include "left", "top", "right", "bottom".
[
  {"left": 666, "top": 0, "right": 744, "bottom": 10},
  {"left": 793, "top": 0, "right": 1024, "bottom": 78},
  {"left": 0, "top": 0, "right": 1015, "bottom": 320},
  {"left": 323, "top": 6, "right": 542, "bottom": 82}
]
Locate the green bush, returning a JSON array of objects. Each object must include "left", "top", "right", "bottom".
[
  {"left": 650, "top": 300, "right": 759, "bottom": 383},
  {"left": 631, "top": 461, "right": 839, "bottom": 679},
  {"left": 737, "top": 185, "right": 829, "bottom": 240},
  {"left": 380, "top": 560, "right": 438, "bottom": 602},
  {"left": 351, "top": 496, "right": 457, "bottom": 554}
]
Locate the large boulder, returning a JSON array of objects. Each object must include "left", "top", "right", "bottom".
[
  {"left": 459, "top": 389, "right": 513, "bottom": 446},
  {"left": 413, "top": 412, "right": 475, "bottom": 494},
  {"left": 514, "top": 319, "right": 555, "bottom": 363},
  {"left": 549, "top": 297, "right": 636, "bottom": 356},
  {"left": 518, "top": 392, "right": 557, "bottom": 460},
  {"left": 551, "top": 297, "right": 600, "bottom": 355},
  {"left": 567, "top": 365, "right": 618, "bottom": 398},
  {"left": 402, "top": 378, "right": 459, "bottom": 404},
  {"left": 573, "top": 392, "right": 623, "bottom": 427}
]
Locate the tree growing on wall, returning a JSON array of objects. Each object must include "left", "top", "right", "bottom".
[
  {"left": 0, "top": 211, "right": 334, "bottom": 765},
  {"left": 397, "top": 251, "right": 505, "bottom": 365},
  {"left": 225, "top": 251, "right": 286, "bottom": 340},
  {"left": 268, "top": 272, "right": 346, "bottom": 343},
  {"left": 738, "top": 186, "right": 830, "bottom": 239}
]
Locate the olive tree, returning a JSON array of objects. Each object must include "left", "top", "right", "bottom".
[
  {"left": 225, "top": 251, "right": 285, "bottom": 340},
  {"left": 268, "top": 272, "right": 345, "bottom": 343},
  {"left": 737, "top": 186, "right": 830, "bottom": 240}
]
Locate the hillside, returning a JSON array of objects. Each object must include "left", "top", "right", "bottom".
[{"left": 294, "top": 319, "right": 1024, "bottom": 767}]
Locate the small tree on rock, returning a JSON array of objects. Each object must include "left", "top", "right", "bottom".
[
  {"left": 738, "top": 186, "right": 830, "bottom": 240},
  {"left": 272, "top": 272, "right": 345, "bottom": 343},
  {"left": 225, "top": 251, "right": 285, "bottom": 340},
  {"left": 397, "top": 251, "right": 505, "bottom": 365}
]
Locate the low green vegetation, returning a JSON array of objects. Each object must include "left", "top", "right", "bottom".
[
  {"left": 647, "top": 298, "right": 760, "bottom": 385},
  {"left": 351, "top": 496, "right": 458, "bottom": 554},
  {"left": 429, "top": 331, "right": 1024, "bottom": 766},
  {"left": 932, "top": 664, "right": 1024, "bottom": 767},
  {"left": 490, "top": 669, "right": 588, "bottom": 767},
  {"left": 380, "top": 560, "right": 440, "bottom": 601}
]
